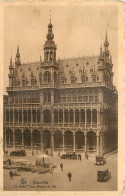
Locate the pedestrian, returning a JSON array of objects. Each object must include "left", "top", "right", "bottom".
[
  {"left": 42, "top": 157, "right": 45, "bottom": 163},
  {"left": 9, "top": 170, "right": 13, "bottom": 179},
  {"left": 60, "top": 163, "right": 63, "bottom": 171},
  {"left": 67, "top": 171, "right": 72, "bottom": 182},
  {"left": 58, "top": 150, "right": 60, "bottom": 157},
  {"left": 49, "top": 165, "right": 53, "bottom": 174},
  {"left": 80, "top": 154, "right": 81, "bottom": 161}
]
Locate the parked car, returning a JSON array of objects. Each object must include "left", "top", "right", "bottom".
[
  {"left": 60, "top": 152, "right": 78, "bottom": 159},
  {"left": 10, "top": 150, "right": 26, "bottom": 156},
  {"left": 97, "top": 169, "right": 111, "bottom": 182},
  {"left": 95, "top": 155, "right": 106, "bottom": 165}
]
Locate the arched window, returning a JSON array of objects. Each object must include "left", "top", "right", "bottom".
[
  {"left": 71, "top": 76, "right": 76, "bottom": 84},
  {"left": 92, "top": 75, "right": 96, "bottom": 82},
  {"left": 81, "top": 75, "right": 86, "bottom": 83},
  {"left": 44, "top": 71, "right": 51, "bottom": 83}
]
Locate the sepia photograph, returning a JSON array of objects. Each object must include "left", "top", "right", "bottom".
[{"left": 2, "top": 2, "right": 122, "bottom": 193}]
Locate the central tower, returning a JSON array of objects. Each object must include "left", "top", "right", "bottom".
[{"left": 43, "top": 17, "right": 57, "bottom": 62}]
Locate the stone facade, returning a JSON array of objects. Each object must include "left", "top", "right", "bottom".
[{"left": 3, "top": 19, "right": 118, "bottom": 155}]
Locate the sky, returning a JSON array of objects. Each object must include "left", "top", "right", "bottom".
[{"left": 4, "top": 4, "right": 118, "bottom": 93}]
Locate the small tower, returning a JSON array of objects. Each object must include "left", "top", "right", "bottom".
[
  {"left": 15, "top": 44, "right": 21, "bottom": 68},
  {"left": 103, "top": 32, "right": 110, "bottom": 63},
  {"left": 8, "top": 56, "right": 14, "bottom": 87},
  {"left": 98, "top": 44, "right": 104, "bottom": 62},
  {"left": 43, "top": 15, "right": 56, "bottom": 63}
]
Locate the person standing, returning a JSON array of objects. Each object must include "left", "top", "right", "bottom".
[
  {"left": 67, "top": 171, "right": 72, "bottom": 182},
  {"left": 9, "top": 170, "right": 13, "bottom": 179},
  {"left": 60, "top": 163, "right": 63, "bottom": 171}
]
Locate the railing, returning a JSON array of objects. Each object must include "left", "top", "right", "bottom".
[
  {"left": 6, "top": 81, "right": 115, "bottom": 92},
  {"left": 6, "top": 86, "right": 39, "bottom": 91}
]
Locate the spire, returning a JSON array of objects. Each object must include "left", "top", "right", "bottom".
[
  {"left": 10, "top": 55, "right": 13, "bottom": 67},
  {"left": 16, "top": 42, "right": 20, "bottom": 59},
  {"left": 104, "top": 32, "right": 109, "bottom": 47},
  {"left": 50, "top": 9, "right": 51, "bottom": 23},
  {"left": 98, "top": 44, "right": 104, "bottom": 61}
]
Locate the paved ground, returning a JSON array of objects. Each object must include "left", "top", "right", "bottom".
[{"left": 3, "top": 152, "right": 117, "bottom": 191}]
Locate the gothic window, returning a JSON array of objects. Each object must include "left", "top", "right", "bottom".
[
  {"left": 71, "top": 76, "right": 76, "bottom": 84},
  {"left": 43, "top": 92, "right": 51, "bottom": 103},
  {"left": 54, "top": 72, "right": 57, "bottom": 83},
  {"left": 73, "top": 97, "right": 77, "bottom": 102},
  {"left": 67, "top": 97, "right": 71, "bottom": 102},
  {"left": 92, "top": 75, "right": 96, "bottom": 82},
  {"left": 81, "top": 75, "right": 86, "bottom": 83},
  {"left": 89, "top": 96, "right": 93, "bottom": 102},
  {"left": 62, "top": 97, "right": 66, "bottom": 102},
  {"left": 95, "top": 96, "right": 98, "bottom": 102},
  {"left": 78, "top": 96, "right": 82, "bottom": 102},
  {"left": 83, "top": 96, "right": 88, "bottom": 102},
  {"left": 44, "top": 71, "right": 51, "bottom": 83}
]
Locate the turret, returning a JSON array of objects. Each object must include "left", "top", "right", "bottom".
[
  {"left": 43, "top": 16, "right": 57, "bottom": 63},
  {"left": 8, "top": 56, "right": 14, "bottom": 87},
  {"left": 15, "top": 44, "right": 21, "bottom": 68}
]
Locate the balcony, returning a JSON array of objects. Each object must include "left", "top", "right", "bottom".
[{"left": 6, "top": 86, "right": 39, "bottom": 92}]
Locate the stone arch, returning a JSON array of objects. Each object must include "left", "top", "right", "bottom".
[
  {"left": 54, "top": 130, "right": 63, "bottom": 148},
  {"left": 81, "top": 109, "right": 85, "bottom": 123},
  {"left": 14, "top": 110, "right": 18, "bottom": 122},
  {"left": 64, "top": 109, "right": 68, "bottom": 123},
  {"left": 43, "top": 109, "right": 51, "bottom": 123},
  {"left": 23, "top": 129, "right": 31, "bottom": 146},
  {"left": 64, "top": 130, "right": 73, "bottom": 149},
  {"left": 86, "top": 109, "right": 91, "bottom": 123},
  {"left": 75, "top": 109, "right": 79, "bottom": 122},
  {"left": 43, "top": 130, "right": 51, "bottom": 149},
  {"left": 69, "top": 109, "right": 73, "bottom": 122},
  {"left": 54, "top": 109, "right": 58, "bottom": 123},
  {"left": 15, "top": 129, "right": 22, "bottom": 145},
  {"left": 6, "top": 129, "right": 13, "bottom": 145},
  {"left": 59, "top": 109, "right": 63, "bottom": 123},
  {"left": 44, "top": 71, "right": 51, "bottom": 83},
  {"left": 92, "top": 109, "right": 97, "bottom": 124},
  {"left": 75, "top": 130, "right": 85, "bottom": 149},
  {"left": 87, "top": 131, "right": 97, "bottom": 150},
  {"left": 32, "top": 129, "right": 40, "bottom": 146}
]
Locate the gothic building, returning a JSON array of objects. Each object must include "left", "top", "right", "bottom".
[{"left": 3, "top": 19, "right": 118, "bottom": 155}]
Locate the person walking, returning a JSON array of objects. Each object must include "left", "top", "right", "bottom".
[
  {"left": 9, "top": 170, "right": 13, "bottom": 179},
  {"left": 67, "top": 171, "right": 72, "bottom": 182},
  {"left": 60, "top": 163, "right": 63, "bottom": 171}
]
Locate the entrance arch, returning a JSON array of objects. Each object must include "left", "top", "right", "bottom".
[
  {"left": 54, "top": 130, "right": 63, "bottom": 148},
  {"left": 32, "top": 130, "right": 40, "bottom": 146},
  {"left": 23, "top": 129, "right": 31, "bottom": 146},
  {"left": 87, "top": 131, "right": 97, "bottom": 151},
  {"left": 64, "top": 130, "right": 73, "bottom": 149},
  {"left": 75, "top": 131, "right": 84, "bottom": 149},
  {"left": 43, "top": 130, "right": 51, "bottom": 149},
  {"left": 6, "top": 129, "right": 13, "bottom": 145},
  {"left": 15, "top": 129, "right": 22, "bottom": 145}
]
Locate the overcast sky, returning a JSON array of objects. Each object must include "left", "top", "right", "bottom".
[{"left": 4, "top": 5, "right": 118, "bottom": 93}]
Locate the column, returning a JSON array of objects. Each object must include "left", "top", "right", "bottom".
[
  {"left": 40, "top": 133, "right": 43, "bottom": 153},
  {"left": 63, "top": 110, "right": 64, "bottom": 125},
  {"left": 84, "top": 134, "right": 87, "bottom": 152},
  {"left": 97, "top": 135, "right": 99, "bottom": 154},
  {"left": 73, "top": 132, "right": 75, "bottom": 152},
  {"left": 51, "top": 133, "right": 54, "bottom": 156},
  {"left": 31, "top": 131, "right": 33, "bottom": 153},
  {"left": 62, "top": 132, "right": 64, "bottom": 151},
  {"left": 27, "top": 110, "right": 28, "bottom": 124},
  {"left": 58, "top": 110, "right": 59, "bottom": 124},
  {"left": 18, "top": 110, "right": 19, "bottom": 123},
  {"left": 79, "top": 110, "right": 81, "bottom": 125},
  {"left": 22, "top": 131, "right": 24, "bottom": 149},
  {"left": 36, "top": 110, "right": 37, "bottom": 123},
  {"left": 97, "top": 110, "right": 101, "bottom": 128},
  {"left": 4, "top": 131, "right": 6, "bottom": 151},
  {"left": 85, "top": 110, "right": 86, "bottom": 127},
  {"left": 9, "top": 131, "right": 10, "bottom": 145},
  {"left": 74, "top": 110, "right": 75, "bottom": 124},
  {"left": 91, "top": 109, "right": 92, "bottom": 126},
  {"left": 100, "top": 132, "right": 103, "bottom": 155},
  {"left": 68, "top": 110, "right": 70, "bottom": 124},
  {"left": 13, "top": 130, "right": 15, "bottom": 149}
]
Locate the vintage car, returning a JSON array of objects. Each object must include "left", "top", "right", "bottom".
[
  {"left": 97, "top": 169, "right": 111, "bottom": 182},
  {"left": 95, "top": 155, "right": 106, "bottom": 165},
  {"left": 60, "top": 152, "right": 78, "bottom": 159},
  {"left": 10, "top": 150, "right": 26, "bottom": 156}
]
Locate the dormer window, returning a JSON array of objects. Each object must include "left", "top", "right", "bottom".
[
  {"left": 81, "top": 75, "right": 86, "bottom": 83},
  {"left": 44, "top": 71, "right": 51, "bottom": 83},
  {"left": 92, "top": 75, "right": 96, "bottom": 82},
  {"left": 71, "top": 76, "right": 77, "bottom": 84}
]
